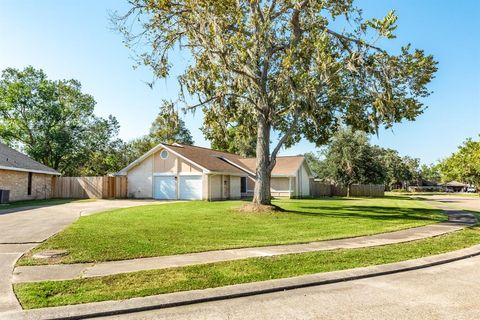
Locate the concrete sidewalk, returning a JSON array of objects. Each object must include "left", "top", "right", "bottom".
[
  {"left": 6, "top": 244, "right": 480, "bottom": 320},
  {"left": 13, "top": 206, "right": 476, "bottom": 283}
]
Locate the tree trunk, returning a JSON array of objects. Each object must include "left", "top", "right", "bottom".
[
  {"left": 253, "top": 115, "right": 272, "bottom": 205},
  {"left": 347, "top": 183, "right": 351, "bottom": 197}
]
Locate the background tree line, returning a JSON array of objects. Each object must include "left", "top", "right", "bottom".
[
  {"left": 2, "top": 67, "right": 476, "bottom": 188},
  {"left": 0, "top": 66, "right": 193, "bottom": 176},
  {"left": 306, "top": 127, "right": 480, "bottom": 192}
]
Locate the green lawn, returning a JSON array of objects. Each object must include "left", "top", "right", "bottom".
[
  {"left": 18, "top": 197, "right": 446, "bottom": 265},
  {"left": 0, "top": 198, "right": 94, "bottom": 211},
  {"left": 15, "top": 225, "right": 480, "bottom": 309}
]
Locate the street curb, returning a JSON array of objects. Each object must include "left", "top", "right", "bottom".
[{"left": 7, "top": 244, "right": 480, "bottom": 320}]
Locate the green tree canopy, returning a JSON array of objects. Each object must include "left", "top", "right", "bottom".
[
  {"left": 203, "top": 125, "right": 257, "bottom": 157},
  {"left": 375, "top": 148, "right": 415, "bottom": 189},
  {"left": 150, "top": 101, "right": 194, "bottom": 145},
  {"left": 309, "top": 127, "right": 384, "bottom": 195},
  {"left": 120, "top": 102, "right": 194, "bottom": 165},
  {"left": 439, "top": 136, "right": 480, "bottom": 186},
  {"left": 0, "top": 66, "right": 120, "bottom": 175},
  {"left": 114, "top": 0, "right": 438, "bottom": 205},
  {"left": 419, "top": 163, "right": 441, "bottom": 183}
]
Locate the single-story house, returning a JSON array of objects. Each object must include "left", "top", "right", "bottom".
[
  {"left": 117, "top": 143, "right": 313, "bottom": 201},
  {"left": 443, "top": 181, "right": 469, "bottom": 192},
  {"left": 0, "top": 142, "right": 61, "bottom": 202},
  {"left": 407, "top": 179, "right": 444, "bottom": 192}
]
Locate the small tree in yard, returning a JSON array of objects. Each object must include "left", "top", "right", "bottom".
[
  {"left": 321, "top": 127, "right": 384, "bottom": 196},
  {"left": 114, "top": 0, "right": 437, "bottom": 206}
]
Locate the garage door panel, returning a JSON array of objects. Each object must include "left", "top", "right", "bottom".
[
  {"left": 154, "top": 176, "right": 176, "bottom": 200},
  {"left": 180, "top": 176, "right": 202, "bottom": 200}
]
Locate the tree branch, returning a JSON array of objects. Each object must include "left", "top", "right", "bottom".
[{"left": 268, "top": 110, "right": 301, "bottom": 172}]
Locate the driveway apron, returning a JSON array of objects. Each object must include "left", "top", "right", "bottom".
[{"left": 0, "top": 199, "right": 162, "bottom": 312}]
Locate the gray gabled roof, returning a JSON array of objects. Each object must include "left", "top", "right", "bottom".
[
  {"left": 0, "top": 142, "right": 60, "bottom": 175},
  {"left": 444, "top": 181, "right": 468, "bottom": 187}
]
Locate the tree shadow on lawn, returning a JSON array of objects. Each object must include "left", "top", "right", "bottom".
[{"left": 283, "top": 205, "right": 445, "bottom": 222}]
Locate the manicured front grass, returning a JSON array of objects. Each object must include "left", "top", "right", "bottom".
[
  {"left": 18, "top": 197, "right": 446, "bottom": 266},
  {"left": 15, "top": 225, "right": 480, "bottom": 309}
]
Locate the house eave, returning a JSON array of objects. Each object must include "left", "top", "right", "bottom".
[
  {"left": 117, "top": 143, "right": 210, "bottom": 175},
  {"left": 271, "top": 174, "right": 297, "bottom": 178},
  {"left": 0, "top": 165, "right": 61, "bottom": 176},
  {"left": 206, "top": 171, "right": 249, "bottom": 177}
]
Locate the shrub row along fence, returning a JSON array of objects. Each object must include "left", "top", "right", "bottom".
[
  {"left": 52, "top": 176, "right": 127, "bottom": 199},
  {"left": 310, "top": 182, "right": 384, "bottom": 197}
]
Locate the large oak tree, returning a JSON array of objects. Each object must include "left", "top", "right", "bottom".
[
  {"left": 0, "top": 66, "right": 120, "bottom": 176},
  {"left": 114, "top": 0, "right": 437, "bottom": 205}
]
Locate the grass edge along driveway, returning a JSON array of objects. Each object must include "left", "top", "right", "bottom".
[
  {"left": 18, "top": 197, "right": 446, "bottom": 266},
  {"left": 0, "top": 198, "right": 95, "bottom": 211},
  {"left": 14, "top": 224, "right": 480, "bottom": 309}
]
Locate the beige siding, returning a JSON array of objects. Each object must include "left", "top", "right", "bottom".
[
  {"left": 209, "top": 175, "right": 222, "bottom": 200},
  {"left": 222, "top": 175, "right": 230, "bottom": 199},
  {"left": 153, "top": 150, "right": 176, "bottom": 172},
  {"left": 206, "top": 174, "right": 241, "bottom": 200},
  {"left": 0, "top": 169, "right": 53, "bottom": 202},
  {"left": 179, "top": 159, "right": 201, "bottom": 173},
  {"left": 127, "top": 155, "right": 153, "bottom": 198},
  {"left": 299, "top": 164, "right": 310, "bottom": 197},
  {"left": 271, "top": 177, "right": 290, "bottom": 191},
  {"left": 271, "top": 177, "right": 291, "bottom": 198},
  {"left": 247, "top": 176, "right": 255, "bottom": 191},
  {"left": 202, "top": 174, "right": 209, "bottom": 200},
  {"left": 152, "top": 150, "right": 202, "bottom": 173},
  {"left": 290, "top": 178, "right": 297, "bottom": 197},
  {"left": 128, "top": 148, "right": 204, "bottom": 199},
  {"left": 229, "top": 176, "right": 241, "bottom": 199}
]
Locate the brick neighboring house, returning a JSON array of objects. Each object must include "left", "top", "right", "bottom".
[{"left": 0, "top": 142, "right": 60, "bottom": 202}]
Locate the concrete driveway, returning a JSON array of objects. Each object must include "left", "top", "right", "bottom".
[
  {"left": 0, "top": 199, "right": 164, "bottom": 313},
  {"left": 419, "top": 194, "right": 480, "bottom": 212}
]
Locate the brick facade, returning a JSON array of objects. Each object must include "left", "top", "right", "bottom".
[{"left": 0, "top": 169, "right": 53, "bottom": 202}]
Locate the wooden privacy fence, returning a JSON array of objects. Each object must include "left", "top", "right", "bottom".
[
  {"left": 310, "top": 182, "right": 384, "bottom": 197},
  {"left": 52, "top": 176, "right": 127, "bottom": 199}
]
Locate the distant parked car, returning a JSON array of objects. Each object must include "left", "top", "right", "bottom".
[
  {"left": 466, "top": 187, "right": 477, "bottom": 193},
  {"left": 445, "top": 188, "right": 454, "bottom": 193}
]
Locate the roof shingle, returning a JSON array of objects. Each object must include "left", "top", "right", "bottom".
[
  {"left": 164, "top": 144, "right": 305, "bottom": 176},
  {"left": 0, "top": 142, "right": 60, "bottom": 175}
]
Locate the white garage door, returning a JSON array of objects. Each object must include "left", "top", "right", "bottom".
[
  {"left": 154, "top": 176, "right": 177, "bottom": 200},
  {"left": 180, "top": 175, "right": 203, "bottom": 200}
]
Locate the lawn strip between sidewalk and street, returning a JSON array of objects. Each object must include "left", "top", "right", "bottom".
[
  {"left": 17, "top": 197, "right": 446, "bottom": 266},
  {"left": 14, "top": 223, "right": 480, "bottom": 309}
]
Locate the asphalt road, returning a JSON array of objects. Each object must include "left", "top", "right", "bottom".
[
  {"left": 102, "top": 254, "right": 480, "bottom": 320},
  {"left": 420, "top": 194, "right": 480, "bottom": 212}
]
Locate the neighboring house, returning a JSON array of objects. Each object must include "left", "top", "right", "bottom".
[
  {"left": 443, "top": 181, "right": 469, "bottom": 192},
  {"left": 407, "top": 179, "right": 443, "bottom": 192},
  {"left": 0, "top": 142, "right": 61, "bottom": 202},
  {"left": 117, "top": 143, "right": 313, "bottom": 201}
]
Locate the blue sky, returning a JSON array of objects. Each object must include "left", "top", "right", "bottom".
[{"left": 0, "top": 0, "right": 478, "bottom": 164}]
